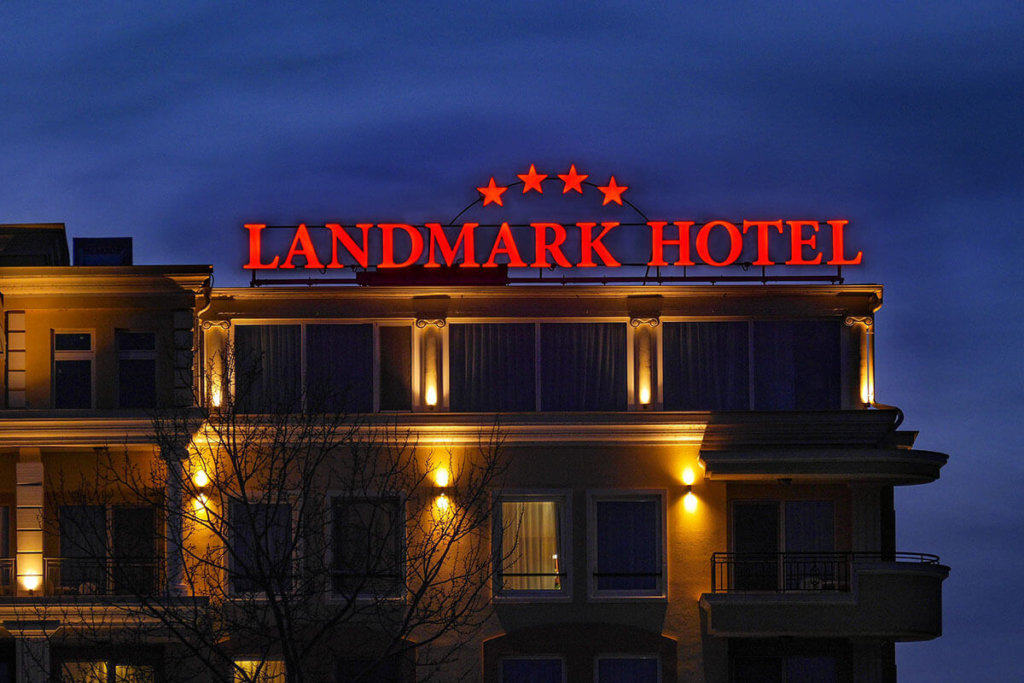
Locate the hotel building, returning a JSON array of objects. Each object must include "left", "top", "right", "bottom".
[{"left": 0, "top": 223, "right": 948, "bottom": 682}]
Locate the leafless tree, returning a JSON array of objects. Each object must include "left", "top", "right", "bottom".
[{"left": 34, "top": 345, "right": 509, "bottom": 683}]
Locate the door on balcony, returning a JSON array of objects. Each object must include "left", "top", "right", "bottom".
[
  {"left": 112, "top": 507, "right": 157, "bottom": 595},
  {"left": 732, "top": 501, "right": 835, "bottom": 591},
  {"left": 59, "top": 506, "right": 156, "bottom": 596}
]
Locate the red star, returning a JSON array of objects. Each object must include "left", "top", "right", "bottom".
[
  {"left": 517, "top": 164, "right": 547, "bottom": 194},
  {"left": 597, "top": 176, "right": 628, "bottom": 205},
  {"left": 477, "top": 177, "right": 508, "bottom": 206},
  {"left": 558, "top": 164, "right": 588, "bottom": 194}
]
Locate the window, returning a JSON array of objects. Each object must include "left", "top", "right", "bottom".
[
  {"left": 234, "top": 325, "right": 301, "bottom": 412},
  {"left": 379, "top": 326, "right": 412, "bottom": 410},
  {"left": 500, "top": 657, "right": 564, "bottom": 683},
  {"left": 117, "top": 331, "right": 157, "bottom": 408},
  {"left": 234, "top": 660, "right": 285, "bottom": 683},
  {"left": 228, "top": 501, "right": 293, "bottom": 594},
  {"left": 331, "top": 497, "right": 403, "bottom": 596},
  {"left": 57, "top": 506, "right": 158, "bottom": 596},
  {"left": 591, "top": 494, "right": 664, "bottom": 596},
  {"left": 662, "top": 322, "right": 749, "bottom": 410},
  {"left": 58, "top": 659, "right": 156, "bottom": 682},
  {"left": 753, "top": 321, "right": 840, "bottom": 410},
  {"left": 596, "top": 656, "right": 660, "bottom": 682},
  {"left": 54, "top": 331, "right": 93, "bottom": 408},
  {"left": 541, "top": 323, "right": 626, "bottom": 411},
  {"left": 494, "top": 495, "right": 568, "bottom": 596},
  {"left": 731, "top": 500, "right": 837, "bottom": 591},
  {"left": 730, "top": 639, "right": 848, "bottom": 683},
  {"left": 449, "top": 323, "right": 536, "bottom": 411},
  {"left": 306, "top": 324, "right": 373, "bottom": 412}
]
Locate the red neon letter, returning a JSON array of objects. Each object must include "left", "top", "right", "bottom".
[
  {"left": 647, "top": 221, "right": 695, "bottom": 266},
  {"left": 379, "top": 224, "right": 424, "bottom": 268},
  {"left": 826, "top": 220, "right": 862, "bottom": 265},
  {"left": 577, "top": 222, "right": 621, "bottom": 267},
  {"left": 786, "top": 221, "right": 823, "bottom": 265},
  {"left": 425, "top": 223, "right": 479, "bottom": 268},
  {"left": 696, "top": 221, "right": 743, "bottom": 267},
  {"left": 484, "top": 222, "right": 527, "bottom": 268},
  {"left": 244, "top": 224, "right": 279, "bottom": 269},
  {"left": 531, "top": 223, "right": 573, "bottom": 268},
  {"left": 280, "top": 223, "right": 324, "bottom": 269},
  {"left": 742, "top": 220, "right": 783, "bottom": 266},
  {"left": 325, "top": 223, "right": 370, "bottom": 268}
]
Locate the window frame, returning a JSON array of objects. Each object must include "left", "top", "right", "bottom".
[
  {"left": 492, "top": 489, "right": 572, "bottom": 602},
  {"left": 587, "top": 490, "right": 667, "bottom": 600},
  {"left": 326, "top": 492, "right": 406, "bottom": 601},
  {"left": 230, "top": 320, "right": 414, "bottom": 413},
  {"left": 52, "top": 329, "right": 95, "bottom": 409},
  {"left": 116, "top": 329, "right": 158, "bottom": 409}
]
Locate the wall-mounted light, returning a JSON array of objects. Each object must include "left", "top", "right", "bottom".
[
  {"left": 433, "top": 467, "right": 450, "bottom": 488},
  {"left": 192, "top": 469, "right": 210, "bottom": 488},
  {"left": 192, "top": 493, "right": 210, "bottom": 520},
  {"left": 19, "top": 574, "right": 41, "bottom": 593},
  {"left": 682, "top": 466, "right": 698, "bottom": 513},
  {"left": 631, "top": 317, "right": 658, "bottom": 408},
  {"left": 434, "top": 493, "right": 450, "bottom": 512}
]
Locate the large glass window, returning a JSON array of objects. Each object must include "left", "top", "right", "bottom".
[
  {"left": 54, "top": 332, "right": 93, "bottom": 409},
  {"left": 753, "top": 321, "right": 841, "bottom": 410},
  {"left": 234, "top": 325, "right": 301, "bottom": 412},
  {"left": 450, "top": 323, "right": 536, "bottom": 411},
  {"left": 592, "top": 495, "right": 663, "bottom": 595},
  {"left": 500, "top": 658, "right": 564, "bottom": 683},
  {"left": 540, "top": 323, "right": 626, "bottom": 411},
  {"left": 495, "top": 497, "right": 566, "bottom": 594},
  {"left": 662, "top": 322, "right": 749, "bottom": 410},
  {"left": 58, "top": 505, "right": 107, "bottom": 595},
  {"left": 305, "top": 324, "right": 373, "bottom": 412},
  {"left": 731, "top": 500, "right": 837, "bottom": 591},
  {"left": 331, "top": 497, "right": 403, "bottom": 596},
  {"left": 379, "top": 326, "right": 412, "bottom": 410},
  {"left": 117, "top": 331, "right": 157, "bottom": 409},
  {"left": 228, "top": 502, "right": 293, "bottom": 594},
  {"left": 233, "top": 660, "right": 285, "bottom": 683}
]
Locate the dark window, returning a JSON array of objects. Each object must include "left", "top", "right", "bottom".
[
  {"left": 58, "top": 506, "right": 107, "bottom": 594},
  {"left": 379, "top": 326, "right": 412, "bottom": 411},
  {"left": 663, "top": 322, "right": 749, "bottom": 410},
  {"left": 332, "top": 498, "right": 403, "bottom": 596},
  {"left": 593, "top": 497, "right": 662, "bottom": 593},
  {"left": 501, "top": 658, "right": 563, "bottom": 682},
  {"left": 753, "top": 321, "right": 840, "bottom": 410},
  {"left": 234, "top": 325, "right": 301, "bottom": 412},
  {"left": 54, "top": 332, "right": 93, "bottom": 409},
  {"left": 111, "top": 507, "right": 157, "bottom": 595},
  {"left": 731, "top": 501, "right": 837, "bottom": 591},
  {"left": 596, "top": 657, "right": 659, "bottom": 682},
  {"left": 229, "top": 502, "right": 293, "bottom": 594},
  {"left": 305, "top": 324, "right": 373, "bottom": 412},
  {"left": 54, "top": 333, "right": 91, "bottom": 351},
  {"left": 540, "top": 323, "right": 626, "bottom": 411},
  {"left": 450, "top": 323, "right": 536, "bottom": 411},
  {"left": 117, "top": 331, "right": 157, "bottom": 409}
]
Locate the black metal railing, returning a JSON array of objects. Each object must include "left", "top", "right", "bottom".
[
  {"left": 44, "top": 558, "right": 163, "bottom": 597},
  {"left": 710, "top": 552, "right": 941, "bottom": 593}
]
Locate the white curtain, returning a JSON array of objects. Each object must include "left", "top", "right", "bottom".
[{"left": 501, "top": 501, "right": 560, "bottom": 590}]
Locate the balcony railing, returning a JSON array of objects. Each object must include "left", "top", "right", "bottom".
[
  {"left": 44, "top": 558, "right": 163, "bottom": 597},
  {"left": 710, "top": 552, "right": 941, "bottom": 593}
]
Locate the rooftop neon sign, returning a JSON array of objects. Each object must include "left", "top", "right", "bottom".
[{"left": 244, "top": 165, "right": 862, "bottom": 271}]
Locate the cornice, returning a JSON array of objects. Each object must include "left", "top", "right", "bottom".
[{"left": 0, "top": 266, "right": 211, "bottom": 296}]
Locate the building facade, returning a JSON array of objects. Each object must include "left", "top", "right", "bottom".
[{"left": 0, "top": 224, "right": 948, "bottom": 682}]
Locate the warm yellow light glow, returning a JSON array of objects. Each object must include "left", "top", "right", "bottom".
[
  {"left": 423, "top": 327, "right": 439, "bottom": 407},
  {"left": 639, "top": 384, "right": 651, "bottom": 405},
  {"left": 637, "top": 325, "right": 652, "bottom": 405},
  {"left": 212, "top": 388, "right": 222, "bottom": 408},
  {"left": 192, "top": 470, "right": 210, "bottom": 488},
  {"left": 193, "top": 494, "right": 210, "bottom": 520},
  {"left": 433, "top": 467, "right": 450, "bottom": 488},
  {"left": 434, "top": 493, "right": 450, "bottom": 512},
  {"left": 684, "top": 491, "right": 698, "bottom": 513},
  {"left": 20, "top": 574, "right": 41, "bottom": 592},
  {"left": 682, "top": 467, "right": 696, "bottom": 486},
  {"left": 425, "top": 384, "right": 438, "bottom": 406}
]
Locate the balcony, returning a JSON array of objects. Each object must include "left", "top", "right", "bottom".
[
  {"left": 44, "top": 558, "right": 163, "bottom": 597},
  {"left": 700, "top": 552, "right": 948, "bottom": 641}
]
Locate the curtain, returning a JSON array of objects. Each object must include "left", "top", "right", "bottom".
[
  {"left": 234, "top": 325, "right": 301, "bottom": 412},
  {"left": 540, "top": 323, "right": 626, "bottom": 411},
  {"left": 754, "top": 321, "right": 840, "bottom": 410},
  {"left": 229, "top": 502, "right": 292, "bottom": 593},
  {"left": 663, "top": 322, "right": 749, "bottom": 410},
  {"left": 306, "top": 324, "right": 374, "bottom": 412},
  {"left": 501, "top": 501, "right": 560, "bottom": 591},
  {"left": 595, "top": 499, "right": 659, "bottom": 590},
  {"left": 449, "top": 323, "right": 536, "bottom": 411}
]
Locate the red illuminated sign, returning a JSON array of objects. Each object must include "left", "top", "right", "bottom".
[{"left": 244, "top": 166, "right": 862, "bottom": 270}]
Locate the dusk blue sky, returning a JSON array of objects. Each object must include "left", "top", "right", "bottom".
[{"left": 2, "top": 3, "right": 1022, "bottom": 680}]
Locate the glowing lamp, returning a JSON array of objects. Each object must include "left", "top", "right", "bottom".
[
  {"left": 425, "top": 384, "right": 438, "bottom": 407},
  {"left": 683, "top": 491, "right": 698, "bottom": 513},
  {"left": 435, "top": 493, "right": 450, "bottom": 512},
  {"left": 20, "top": 574, "right": 41, "bottom": 592},
  {"left": 682, "top": 467, "right": 696, "bottom": 486},
  {"left": 192, "top": 470, "right": 210, "bottom": 488},
  {"left": 433, "top": 467, "right": 450, "bottom": 488}
]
